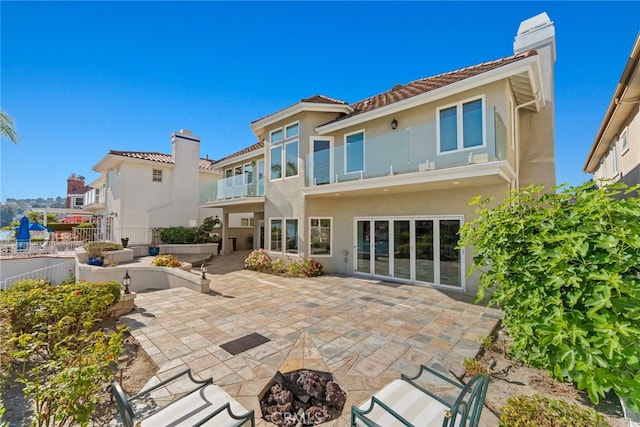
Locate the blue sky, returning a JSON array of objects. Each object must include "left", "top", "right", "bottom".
[{"left": 1, "top": 1, "right": 639, "bottom": 200}]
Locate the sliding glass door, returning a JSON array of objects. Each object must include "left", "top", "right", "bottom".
[{"left": 354, "top": 217, "right": 463, "bottom": 290}]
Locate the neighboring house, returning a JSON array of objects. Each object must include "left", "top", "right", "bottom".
[
  {"left": 200, "top": 13, "right": 557, "bottom": 295},
  {"left": 584, "top": 34, "right": 640, "bottom": 188},
  {"left": 84, "top": 129, "right": 221, "bottom": 243},
  {"left": 66, "top": 173, "right": 88, "bottom": 209}
]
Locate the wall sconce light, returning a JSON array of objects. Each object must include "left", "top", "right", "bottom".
[
  {"left": 201, "top": 262, "right": 208, "bottom": 279},
  {"left": 122, "top": 270, "right": 131, "bottom": 294},
  {"left": 390, "top": 118, "right": 398, "bottom": 130}
]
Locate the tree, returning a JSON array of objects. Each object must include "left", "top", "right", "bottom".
[
  {"left": 0, "top": 111, "right": 19, "bottom": 143},
  {"left": 0, "top": 205, "right": 16, "bottom": 228},
  {"left": 25, "top": 211, "right": 57, "bottom": 224},
  {"left": 459, "top": 182, "right": 640, "bottom": 411}
]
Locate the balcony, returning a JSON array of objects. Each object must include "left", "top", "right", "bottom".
[
  {"left": 83, "top": 187, "right": 106, "bottom": 210},
  {"left": 304, "top": 107, "right": 512, "bottom": 196},
  {"left": 200, "top": 174, "right": 265, "bottom": 207}
]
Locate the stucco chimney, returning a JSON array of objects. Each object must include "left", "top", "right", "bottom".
[
  {"left": 514, "top": 12, "right": 556, "bottom": 103},
  {"left": 170, "top": 129, "right": 201, "bottom": 206}
]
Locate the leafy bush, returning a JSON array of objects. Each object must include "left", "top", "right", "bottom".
[
  {"left": 151, "top": 254, "right": 182, "bottom": 267},
  {"left": 85, "top": 241, "right": 123, "bottom": 257},
  {"left": 76, "top": 222, "right": 95, "bottom": 229},
  {"left": 159, "top": 217, "right": 221, "bottom": 244},
  {"left": 299, "top": 257, "right": 324, "bottom": 277},
  {"left": 160, "top": 226, "right": 197, "bottom": 244},
  {"left": 459, "top": 182, "right": 640, "bottom": 410},
  {"left": 0, "top": 279, "right": 125, "bottom": 426},
  {"left": 244, "top": 250, "right": 323, "bottom": 277},
  {"left": 244, "top": 249, "right": 272, "bottom": 272},
  {"left": 499, "top": 394, "right": 610, "bottom": 426}
]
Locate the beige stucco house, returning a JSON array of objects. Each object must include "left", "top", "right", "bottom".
[
  {"left": 584, "top": 34, "right": 640, "bottom": 188},
  {"left": 84, "top": 130, "right": 221, "bottom": 244},
  {"left": 200, "top": 13, "right": 557, "bottom": 295}
]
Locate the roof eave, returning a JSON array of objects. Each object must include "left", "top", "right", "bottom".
[
  {"left": 584, "top": 34, "right": 640, "bottom": 172},
  {"left": 250, "top": 102, "right": 353, "bottom": 139},
  {"left": 214, "top": 149, "right": 265, "bottom": 168},
  {"left": 315, "top": 56, "right": 540, "bottom": 135}
]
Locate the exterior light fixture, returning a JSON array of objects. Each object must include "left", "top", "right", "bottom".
[
  {"left": 390, "top": 118, "right": 398, "bottom": 130},
  {"left": 201, "top": 263, "right": 208, "bottom": 279},
  {"left": 122, "top": 270, "right": 131, "bottom": 294}
]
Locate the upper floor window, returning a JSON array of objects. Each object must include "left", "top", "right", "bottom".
[
  {"left": 270, "top": 128, "right": 283, "bottom": 144},
  {"left": 270, "top": 121, "right": 299, "bottom": 181},
  {"left": 152, "top": 169, "right": 163, "bottom": 182},
  {"left": 611, "top": 139, "right": 619, "bottom": 176},
  {"left": 620, "top": 127, "right": 629, "bottom": 154},
  {"left": 74, "top": 197, "right": 83, "bottom": 207},
  {"left": 285, "top": 123, "right": 299, "bottom": 138},
  {"left": 345, "top": 130, "right": 364, "bottom": 173},
  {"left": 437, "top": 97, "right": 484, "bottom": 153}
]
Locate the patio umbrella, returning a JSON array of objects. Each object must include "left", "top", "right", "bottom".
[
  {"left": 60, "top": 216, "right": 87, "bottom": 223},
  {"left": 16, "top": 216, "right": 30, "bottom": 251},
  {"left": 28, "top": 221, "right": 52, "bottom": 231}
]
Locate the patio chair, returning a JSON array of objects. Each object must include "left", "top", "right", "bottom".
[
  {"left": 351, "top": 364, "right": 489, "bottom": 427},
  {"left": 110, "top": 368, "right": 255, "bottom": 427}
]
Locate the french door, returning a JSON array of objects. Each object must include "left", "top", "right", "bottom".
[{"left": 354, "top": 217, "right": 463, "bottom": 290}]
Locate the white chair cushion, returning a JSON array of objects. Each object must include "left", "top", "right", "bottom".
[
  {"left": 355, "top": 379, "right": 454, "bottom": 427},
  {"left": 141, "top": 384, "right": 250, "bottom": 427}
]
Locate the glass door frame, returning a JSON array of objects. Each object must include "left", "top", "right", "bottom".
[{"left": 353, "top": 215, "right": 465, "bottom": 291}]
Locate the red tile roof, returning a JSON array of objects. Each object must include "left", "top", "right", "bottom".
[
  {"left": 214, "top": 140, "right": 265, "bottom": 163},
  {"left": 344, "top": 50, "right": 537, "bottom": 120},
  {"left": 300, "top": 94, "right": 349, "bottom": 105},
  {"left": 251, "top": 94, "right": 349, "bottom": 125},
  {"left": 109, "top": 150, "right": 217, "bottom": 170}
]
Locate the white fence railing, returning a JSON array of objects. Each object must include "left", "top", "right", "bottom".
[
  {"left": 0, "top": 260, "right": 76, "bottom": 290},
  {"left": 0, "top": 241, "right": 84, "bottom": 259},
  {"left": 70, "top": 227, "right": 152, "bottom": 246}
]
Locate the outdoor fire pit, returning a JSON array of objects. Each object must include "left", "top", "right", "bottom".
[{"left": 260, "top": 369, "right": 347, "bottom": 426}]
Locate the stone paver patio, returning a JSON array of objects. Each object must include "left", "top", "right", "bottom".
[{"left": 120, "top": 254, "right": 501, "bottom": 426}]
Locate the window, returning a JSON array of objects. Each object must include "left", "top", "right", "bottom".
[
  {"left": 285, "top": 122, "right": 299, "bottom": 138},
  {"left": 620, "top": 127, "right": 629, "bottom": 154},
  {"left": 285, "top": 141, "right": 298, "bottom": 177},
  {"left": 270, "top": 122, "right": 299, "bottom": 180},
  {"left": 310, "top": 218, "right": 331, "bottom": 256},
  {"left": 270, "top": 219, "right": 282, "bottom": 251},
  {"left": 152, "top": 169, "right": 162, "bottom": 182},
  {"left": 244, "top": 163, "right": 254, "bottom": 185},
  {"left": 225, "top": 168, "right": 233, "bottom": 187},
  {"left": 270, "top": 146, "right": 282, "bottom": 180},
  {"left": 241, "top": 217, "right": 254, "bottom": 227},
  {"left": 74, "top": 197, "right": 83, "bottom": 207},
  {"left": 611, "top": 139, "right": 619, "bottom": 176},
  {"left": 285, "top": 219, "right": 298, "bottom": 254},
  {"left": 438, "top": 97, "right": 484, "bottom": 153},
  {"left": 234, "top": 166, "right": 243, "bottom": 186},
  {"left": 270, "top": 128, "right": 283, "bottom": 143},
  {"left": 345, "top": 130, "right": 364, "bottom": 173}
]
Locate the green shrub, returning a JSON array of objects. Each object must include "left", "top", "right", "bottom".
[
  {"left": 85, "top": 241, "right": 123, "bottom": 256},
  {"left": 151, "top": 254, "right": 182, "bottom": 267},
  {"left": 499, "top": 394, "right": 610, "bottom": 426},
  {"left": 244, "top": 250, "right": 323, "bottom": 277},
  {"left": 160, "top": 226, "right": 197, "bottom": 244},
  {"left": 459, "top": 182, "right": 640, "bottom": 410},
  {"left": 0, "top": 279, "right": 125, "bottom": 426},
  {"left": 244, "top": 249, "right": 272, "bottom": 272}
]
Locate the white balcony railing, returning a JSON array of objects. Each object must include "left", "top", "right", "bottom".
[
  {"left": 306, "top": 107, "right": 508, "bottom": 186},
  {"left": 200, "top": 175, "right": 265, "bottom": 203},
  {"left": 83, "top": 187, "right": 106, "bottom": 207}
]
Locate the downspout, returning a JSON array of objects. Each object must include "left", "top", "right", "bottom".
[{"left": 513, "top": 93, "right": 541, "bottom": 191}]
